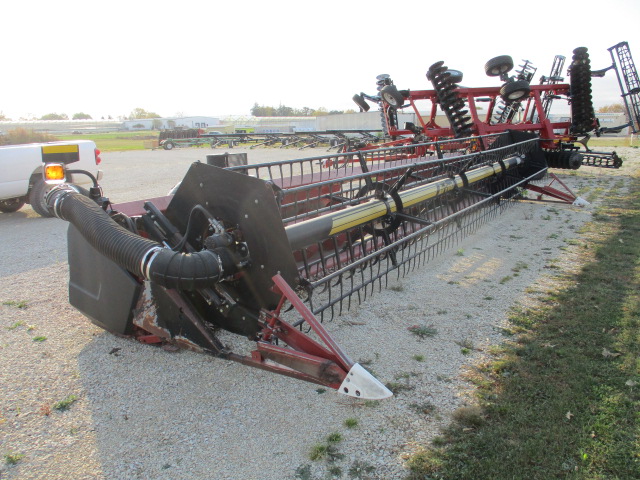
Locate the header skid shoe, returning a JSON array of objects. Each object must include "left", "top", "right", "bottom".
[{"left": 340, "top": 363, "right": 392, "bottom": 400}]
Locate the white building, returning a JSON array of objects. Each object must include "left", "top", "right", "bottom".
[{"left": 122, "top": 116, "right": 221, "bottom": 130}]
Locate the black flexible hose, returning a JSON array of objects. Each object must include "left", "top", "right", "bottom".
[{"left": 47, "top": 188, "right": 235, "bottom": 290}]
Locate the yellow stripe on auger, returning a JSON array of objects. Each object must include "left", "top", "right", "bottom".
[
  {"left": 330, "top": 202, "right": 392, "bottom": 235},
  {"left": 286, "top": 156, "right": 523, "bottom": 251}
]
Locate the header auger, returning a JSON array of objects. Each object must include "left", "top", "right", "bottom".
[{"left": 44, "top": 127, "right": 550, "bottom": 397}]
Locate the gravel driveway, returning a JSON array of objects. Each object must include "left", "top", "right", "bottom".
[{"left": 1, "top": 146, "right": 634, "bottom": 480}]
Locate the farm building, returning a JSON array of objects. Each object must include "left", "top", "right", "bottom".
[{"left": 122, "top": 116, "right": 221, "bottom": 131}]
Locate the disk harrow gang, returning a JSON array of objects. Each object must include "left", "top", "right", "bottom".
[
  {"left": 352, "top": 45, "right": 633, "bottom": 171},
  {"left": 44, "top": 130, "right": 549, "bottom": 397}
]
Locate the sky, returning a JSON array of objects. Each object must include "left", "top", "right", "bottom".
[{"left": 2, "top": 0, "right": 639, "bottom": 121}]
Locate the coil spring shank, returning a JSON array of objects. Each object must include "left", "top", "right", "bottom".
[
  {"left": 427, "top": 61, "right": 474, "bottom": 138},
  {"left": 569, "top": 47, "right": 595, "bottom": 134}
]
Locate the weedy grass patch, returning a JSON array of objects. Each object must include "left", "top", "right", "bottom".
[
  {"left": 2, "top": 300, "right": 28, "bottom": 309},
  {"left": 3, "top": 452, "right": 25, "bottom": 465},
  {"left": 53, "top": 394, "right": 78, "bottom": 411},
  {"left": 408, "top": 324, "right": 438, "bottom": 339}
]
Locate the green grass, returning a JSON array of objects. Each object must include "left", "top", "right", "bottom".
[
  {"left": 3, "top": 452, "right": 24, "bottom": 465},
  {"left": 53, "top": 394, "right": 78, "bottom": 411},
  {"left": 2, "top": 300, "right": 28, "bottom": 309},
  {"left": 576, "top": 136, "right": 640, "bottom": 148},
  {"left": 55, "top": 131, "right": 158, "bottom": 152},
  {"left": 344, "top": 418, "right": 359, "bottom": 428},
  {"left": 408, "top": 324, "right": 438, "bottom": 339},
  {"left": 48, "top": 133, "right": 639, "bottom": 154},
  {"left": 406, "top": 173, "right": 640, "bottom": 479}
]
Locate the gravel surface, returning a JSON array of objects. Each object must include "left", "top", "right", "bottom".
[{"left": 1, "top": 146, "right": 636, "bottom": 480}]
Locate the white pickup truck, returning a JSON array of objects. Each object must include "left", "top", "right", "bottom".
[{"left": 0, "top": 140, "right": 102, "bottom": 217}]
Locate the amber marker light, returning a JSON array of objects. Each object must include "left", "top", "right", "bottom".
[{"left": 44, "top": 163, "right": 66, "bottom": 184}]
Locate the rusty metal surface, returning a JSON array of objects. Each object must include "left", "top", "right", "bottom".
[{"left": 132, "top": 281, "right": 226, "bottom": 355}]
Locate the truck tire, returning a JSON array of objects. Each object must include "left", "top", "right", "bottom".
[
  {"left": 0, "top": 197, "right": 26, "bottom": 213},
  {"left": 163, "top": 141, "right": 175, "bottom": 150},
  {"left": 28, "top": 178, "right": 54, "bottom": 217}
]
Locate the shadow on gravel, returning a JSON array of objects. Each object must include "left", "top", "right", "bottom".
[
  {"left": 76, "top": 330, "right": 340, "bottom": 480},
  {"left": 0, "top": 214, "right": 68, "bottom": 277}
]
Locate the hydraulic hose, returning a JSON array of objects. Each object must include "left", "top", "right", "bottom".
[{"left": 47, "top": 187, "right": 236, "bottom": 290}]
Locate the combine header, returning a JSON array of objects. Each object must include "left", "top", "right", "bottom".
[{"left": 43, "top": 129, "right": 548, "bottom": 397}]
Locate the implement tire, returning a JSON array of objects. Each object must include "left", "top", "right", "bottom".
[
  {"left": 485, "top": 55, "right": 514, "bottom": 76},
  {"left": 380, "top": 85, "right": 404, "bottom": 108},
  {"left": 500, "top": 80, "right": 531, "bottom": 102}
]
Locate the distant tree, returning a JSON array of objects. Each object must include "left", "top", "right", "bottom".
[
  {"left": 72, "top": 112, "right": 92, "bottom": 120},
  {"left": 250, "top": 103, "right": 277, "bottom": 117},
  {"left": 251, "top": 103, "right": 349, "bottom": 117},
  {"left": 0, "top": 111, "right": 10, "bottom": 121},
  {"left": 40, "top": 113, "right": 68, "bottom": 120},
  {"left": 598, "top": 103, "right": 625, "bottom": 113},
  {"left": 276, "top": 104, "right": 294, "bottom": 116},
  {"left": 129, "top": 108, "right": 161, "bottom": 119}
]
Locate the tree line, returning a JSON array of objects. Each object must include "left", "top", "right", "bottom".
[
  {"left": 0, "top": 108, "right": 161, "bottom": 122},
  {"left": 4, "top": 103, "right": 624, "bottom": 124},
  {"left": 250, "top": 103, "right": 354, "bottom": 117}
]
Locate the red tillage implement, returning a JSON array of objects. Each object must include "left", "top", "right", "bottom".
[{"left": 351, "top": 46, "right": 625, "bottom": 170}]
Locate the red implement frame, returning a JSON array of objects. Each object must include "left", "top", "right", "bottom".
[
  {"left": 526, "top": 172, "right": 582, "bottom": 204},
  {"left": 227, "top": 274, "right": 354, "bottom": 389},
  {"left": 382, "top": 84, "right": 572, "bottom": 148}
]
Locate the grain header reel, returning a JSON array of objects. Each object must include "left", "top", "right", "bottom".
[{"left": 43, "top": 128, "right": 548, "bottom": 397}]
